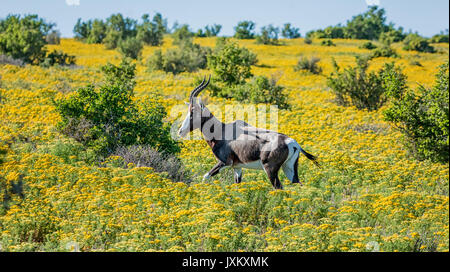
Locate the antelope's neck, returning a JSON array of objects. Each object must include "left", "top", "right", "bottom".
[{"left": 200, "top": 112, "right": 224, "bottom": 146}]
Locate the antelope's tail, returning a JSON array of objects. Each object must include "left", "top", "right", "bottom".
[{"left": 299, "top": 147, "right": 320, "bottom": 168}]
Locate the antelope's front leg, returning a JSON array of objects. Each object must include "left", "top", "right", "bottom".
[{"left": 203, "top": 161, "right": 228, "bottom": 181}]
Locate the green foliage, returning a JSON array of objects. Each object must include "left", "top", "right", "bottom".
[
  {"left": 294, "top": 56, "right": 322, "bottom": 74},
  {"left": 327, "top": 56, "right": 398, "bottom": 111},
  {"left": 147, "top": 41, "right": 210, "bottom": 75},
  {"left": 383, "top": 62, "right": 449, "bottom": 163},
  {"left": 118, "top": 37, "right": 143, "bottom": 59},
  {"left": 41, "top": 50, "right": 76, "bottom": 67},
  {"left": 306, "top": 7, "right": 404, "bottom": 43},
  {"left": 136, "top": 13, "right": 166, "bottom": 46},
  {"left": 0, "top": 14, "right": 53, "bottom": 64},
  {"left": 256, "top": 25, "right": 280, "bottom": 45},
  {"left": 231, "top": 75, "right": 290, "bottom": 109},
  {"left": 55, "top": 59, "right": 180, "bottom": 158},
  {"left": 359, "top": 41, "right": 377, "bottom": 50},
  {"left": 430, "top": 30, "right": 449, "bottom": 43},
  {"left": 281, "top": 23, "right": 301, "bottom": 39},
  {"left": 370, "top": 45, "right": 398, "bottom": 58},
  {"left": 321, "top": 39, "right": 335, "bottom": 46},
  {"left": 234, "top": 21, "right": 256, "bottom": 39},
  {"left": 304, "top": 37, "right": 313, "bottom": 44},
  {"left": 379, "top": 29, "right": 406, "bottom": 45},
  {"left": 345, "top": 6, "right": 389, "bottom": 40},
  {"left": 171, "top": 24, "right": 194, "bottom": 46},
  {"left": 74, "top": 13, "right": 166, "bottom": 49},
  {"left": 195, "top": 24, "right": 222, "bottom": 37},
  {"left": 403, "top": 34, "right": 435, "bottom": 53},
  {"left": 207, "top": 38, "right": 258, "bottom": 86}
]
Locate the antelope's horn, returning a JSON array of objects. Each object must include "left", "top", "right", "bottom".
[
  {"left": 189, "top": 76, "right": 206, "bottom": 104},
  {"left": 192, "top": 75, "right": 211, "bottom": 101}
]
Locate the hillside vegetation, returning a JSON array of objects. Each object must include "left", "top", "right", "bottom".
[{"left": 0, "top": 36, "right": 448, "bottom": 252}]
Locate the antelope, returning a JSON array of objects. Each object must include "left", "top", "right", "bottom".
[{"left": 178, "top": 76, "right": 319, "bottom": 189}]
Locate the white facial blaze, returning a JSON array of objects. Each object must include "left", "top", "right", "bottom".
[{"left": 179, "top": 110, "right": 191, "bottom": 137}]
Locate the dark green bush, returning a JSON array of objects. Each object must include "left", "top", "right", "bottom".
[
  {"left": 171, "top": 24, "right": 194, "bottom": 46},
  {"left": 304, "top": 37, "right": 312, "bottom": 44},
  {"left": 281, "top": 23, "right": 301, "bottom": 39},
  {"left": 234, "top": 21, "right": 256, "bottom": 39},
  {"left": 118, "top": 37, "right": 143, "bottom": 59},
  {"left": 41, "top": 50, "right": 76, "bottom": 67},
  {"left": 74, "top": 13, "right": 166, "bottom": 49},
  {"left": 321, "top": 39, "right": 335, "bottom": 46},
  {"left": 136, "top": 13, "right": 166, "bottom": 46},
  {"left": 345, "top": 6, "right": 389, "bottom": 40},
  {"left": 360, "top": 41, "right": 377, "bottom": 50},
  {"left": 383, "top": 62, "right": 449, "bottom": 163},
  {"left": 379, "top": 29, "right": 406, "bottom": 45},
  {"left": 256, "top": 25, "right": 280, "bottom": 45},
  {"left": 294, "top": 56, "right": 322, "bottom": 74},
  {"left": 430, "top": 30, "right": 449, "bottom": 43},
  {"left": 195, "top": 24, "right": 222, "bottom": 37},
  {"left": 403, "top": 34, "right": 435, "bottom": 53},
  {"left": 55, "top": 59, "right": 180, "bottom": 158},
  {"left": 207, "top": 38, "right": 258, "bottom": 86},
  {"left": 370, "top": 45, "right": 398, "bottom": 58},
  {"left": 0, "top": 14, "right": 53, "bottom": 64},
  {"left": 327, "top": 56, "right": 398, "bottom": 111},
  {"left": 231, "top": 75, "right": 290, "bottom": 109},
  {"left": 147, "top": 41, "right": 210, "bottom": 74}
]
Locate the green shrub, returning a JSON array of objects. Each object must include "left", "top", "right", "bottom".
[
  {"left": 281, "top": 23, "right": 301, "bottom": 39},
  {"left": 118, "top": 37, "right": 143, "bottom": 59},
  {"left": 171, "top": 24, "right": 194, "bottom": 46},
  {"left": 195, "top": 24, "right": 222, "bottom": 37},
  {"left": 147, "top": 41, "right": 210, "bottom": 74},
  {"left": 430, "top": 31, "right": 449, "bottom": 43},
  {"left": 379, "top": 29, "right": 406, "bottom": 45},
  {"left": 304, "top": 37, "right": 312, "bottom": 44},
  {"left": 327, "top": 56, "right": 397, "bottom": 111},
  {"left": 41, "top": 50, "right": 76, "bottom": 67},
  {"left": 360, "top": 41, "right": 377, "bottom": 50},
  {"left": 344, "top": 6, "right": 389, "bottom": 40},
  {"left": 321, "top": 39, "right": 335, "bottom": 46},
  {"left": 371, "top": 45, "right": 398, "bottom": 58},
  {"left": 232, "top": 75, "right": 290, "bottom": 109},
  {"left": 294, "top": 56, "right": 322, "bottom": 74},
  {"left": 383, "top": 62, "right": 449, "bottom": 163},
  {"left": 256, "top": 25, "right": 280, "bottom": 45},
  {"left": 55, "top": 59, "right": 180, "bottom": 158},
  {"left": 136, "top": 13, "right": 165, "bottom": 46},
  {"left": 207, "top": 38, "right": 258, "bottom": 86},
  {"left": 0, "top": 14, "right": 53, "bottom": 64},
  {"left": 403, "top": 34, "right": 435, "bottom": 53},
  {"left": 234, "top": 21, "right": 256, "bottom": 39}
]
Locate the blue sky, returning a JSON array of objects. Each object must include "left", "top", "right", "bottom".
[{"left": 1, "top": 0, "right": 448, "bottom": 38}]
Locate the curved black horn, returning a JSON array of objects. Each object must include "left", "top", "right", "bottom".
[
  {"left": 189, "top": 76, "right": 206, "bottom": 103},
  {"left": 192, "top": 74, "right": 211, "bottom": 100}
]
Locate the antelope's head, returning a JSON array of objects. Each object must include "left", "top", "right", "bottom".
[{"left": 178, "top": 75, "right": 211, "bottom": 138}]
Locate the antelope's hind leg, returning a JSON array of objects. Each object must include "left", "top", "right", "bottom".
[
  {"left": 234, "top": 168, "right": 242, "bottom": 183},
  {"left": 263, "top": 163, "right": 283, "bottom": 190}
]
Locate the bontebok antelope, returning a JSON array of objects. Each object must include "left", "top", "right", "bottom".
[{"left": 178, "top": 76, "right": 319, "bottom": 189}]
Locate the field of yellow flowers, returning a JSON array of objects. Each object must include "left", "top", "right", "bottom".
[{"left": 0, "top": 37, "right": 448, "bottom": 252}]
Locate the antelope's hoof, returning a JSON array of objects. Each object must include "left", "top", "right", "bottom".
[{"left": 203, "top": 173, "right": 211, "bottom": 181}]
